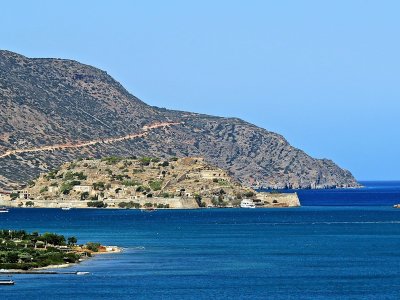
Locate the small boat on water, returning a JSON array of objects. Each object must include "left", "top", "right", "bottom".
[
  {"left": 393, "top": 204, "right": 400, "bottom": 208},
  {"left": 0, "top": 207, "right": 9, "bottom": 213},
  {"left": 76, "top": 271, "right": 90, "bottom": 275},
  {"left": 240, "top": 199, "right": 256, "bottom": 208},
  {"left": 61, "top": 207, "right": 71, "bottom": 210},
  {"left": 0, "top": 279, "right": 14, "bottom": 285}
]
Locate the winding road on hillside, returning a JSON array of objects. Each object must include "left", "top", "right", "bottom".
[{"left": 0, "top": 122, "right": 182, "bottom": 159}]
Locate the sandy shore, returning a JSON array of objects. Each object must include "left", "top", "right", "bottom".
[{"left": 35, "top": 262, "right": 79, "bottom": 270}]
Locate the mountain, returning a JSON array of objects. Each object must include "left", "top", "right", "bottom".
[{"left": 0, "top": 50, "right": 358, "bottom": 189}]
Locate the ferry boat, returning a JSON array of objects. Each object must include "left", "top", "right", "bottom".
[
  {"left": 240, "top": 199, "right": 256, "bottom": 208},
  {"left": 0, "top": 207, "right": 9, "bottom": 213}
]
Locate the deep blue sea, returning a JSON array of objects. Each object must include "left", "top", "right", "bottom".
[
  {"left": 275, "top": 181, "right": 400, "bottom": 206},
  {"left": 1, "top": 181, "right": 400, "bottom": 299}
]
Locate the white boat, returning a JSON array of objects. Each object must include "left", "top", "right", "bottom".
[
  {"left": 240, "top": 199, "right": 255, "bottom": 208},
  {"left": 0, "top": 207, "right": 9, "bottom": 213},
  {"left": 61, "top": 207, "right": 71, "bottom": 210},
  {"left": 0, "top": 280, "right": 14, "bottom": 285},
  {"left": 76, "top": 271, "right": 90, "bottom": 275}
]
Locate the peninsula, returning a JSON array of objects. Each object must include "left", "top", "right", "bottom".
[
  {"left": 0, "top": 157, "right": 300, "bottom": 209},
  {"left": 0, "top": 229, "right": 119, "bottom": 270}
]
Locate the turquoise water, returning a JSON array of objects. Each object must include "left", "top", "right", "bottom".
[{"left": 1, "top": 182, "right": 400, "bottom": 299}]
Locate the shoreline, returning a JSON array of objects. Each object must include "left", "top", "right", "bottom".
[
  {"left": 90, "top": 246, "right": 122, "bottom": 255},
  {"left": 0, "top": 206, "right": 301, "bottom": 210},
  {"left": 0, "top": 246, "right": 122, "bottom": 273}
]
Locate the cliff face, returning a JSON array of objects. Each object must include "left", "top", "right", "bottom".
[{"left": 0, "top": 50, "right": 359, "bottom": 189}]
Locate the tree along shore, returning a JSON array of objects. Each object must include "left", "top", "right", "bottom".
[{"left": 0, "top": 229, "right": 119, "bottom": 270}]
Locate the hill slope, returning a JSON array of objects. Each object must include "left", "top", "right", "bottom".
[
  {"left": 0, "top": 50, "right": 358, "bottom": 189},
  {"left": 11, "top": 157, "right": 298, "bottom": 209}
]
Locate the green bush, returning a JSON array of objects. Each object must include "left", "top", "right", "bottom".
[
  {"left": 140, "top": 157, "right": 152, "bottom": 166},
  {"left": 80, "top": 192, "right": 89, "bottom": 200},
  {"left": 87, "top": 201, "right": 107, "bottom": 208},
  {"left": 114, "top": 174, "right": 129, "bottom": 181},
  {"left": 123, "top": 180, "right": 140, "bottom": 187},
  {"left": 136, "top": 186, "right": 144, "bottom": 192},
  {"left": 60, "top": 181, "right": 75, "bottom": 194},
  {"left": 86, "top": 242, "right": 101, "bottom": 252},
  {"left": 101, "top": 156, "right": 123, "bottom": 165},
  {"left": 25, "top": 201, "right": 34, "bottom": 207},
  {"left": 92, "top": 182, "right": 105, "bottom": 191},
  {"left": 244, "top": 191, "right": 255, "bottom": 198},
  {"left": 46, "top": 170, "right": 58, "bottom": 180},
  {"left": 64, "top": 171, "right": 74, "bottom": 180},
  {"left": 118, "top": 201, "right": 140, "bottom": 209},
  {"left": 39, "top": 187, "right": 48, "bottom": 193},
  {"left": 74, "top": 172, "right": 87, "bottom": 180},
  {"left": 149, "top": 180, "right": 162, "bottom": 191},
  {"left": 5, "top": 251, "right": 19, "bottom": 263},
  {"left": 160, "top": 161, "right": 169, "bottom": 167}
]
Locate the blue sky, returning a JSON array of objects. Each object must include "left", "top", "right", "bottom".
[{"left": 1, "top": 0, "right": 399, "bottom": 180}]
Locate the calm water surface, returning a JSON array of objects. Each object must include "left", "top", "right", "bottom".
[
  {"left": 267, "top": 181, "right": 400, "bottom": 206},
  {"left": 0, "top": 182, "right": 399, "bottom": 299}
]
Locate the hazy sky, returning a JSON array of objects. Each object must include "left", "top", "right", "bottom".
[{"left": 1, "top": 1, "right": 399, "bottom": 180}]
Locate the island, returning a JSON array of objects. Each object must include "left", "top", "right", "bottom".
[
  {"left": 0, "top": 157, "right": 300, "bottom": 209},
  {"left": 0, "top": 229, "right": 119, "bottom": 270}
]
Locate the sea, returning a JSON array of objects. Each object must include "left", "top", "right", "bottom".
[{"left": 0, "top": 181, "right": 400, "bottom": 299}]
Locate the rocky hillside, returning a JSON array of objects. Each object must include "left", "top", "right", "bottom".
[
  {"left": 9, "top": 157, "right": 299, "bottom": 209},
  {"left": 0, "top": 50, "right": 358, "bottom": 189}
]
